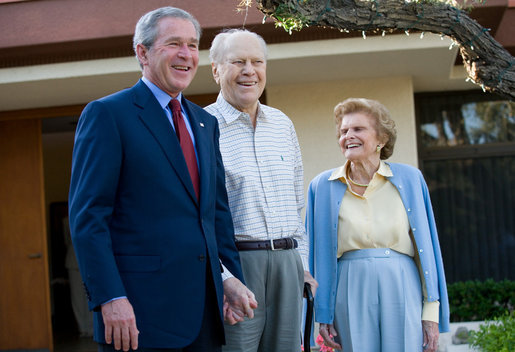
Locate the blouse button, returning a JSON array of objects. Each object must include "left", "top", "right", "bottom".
[{"left": 419, "top": 249, "right": 424, "bottom": 253}]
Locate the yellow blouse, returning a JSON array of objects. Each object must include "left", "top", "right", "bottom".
[{"left": 329, "top": 161, "right": 439, "bottom": 323}]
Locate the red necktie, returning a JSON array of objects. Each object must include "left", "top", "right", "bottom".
[{"left": 170, "top": 99, "right": 199, "bottom": 199}]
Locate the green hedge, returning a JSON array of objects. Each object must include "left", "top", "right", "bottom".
[
  {"left": 447, "top": 279, "right": 515, "bottom": 322},
  {"left": 469, "top": 311, "right": 515, "bottom": 352}
]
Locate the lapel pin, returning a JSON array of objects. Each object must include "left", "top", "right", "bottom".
[{"left": 200, "top": 122, "right": 205, "bottom": 127}]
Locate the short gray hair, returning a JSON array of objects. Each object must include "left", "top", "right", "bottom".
[
  {"left": 133, "top": 7, "right": 202, "bottom": 60},
  {"left": 209, "top": 29, "right": 267, "bottom": 65}
]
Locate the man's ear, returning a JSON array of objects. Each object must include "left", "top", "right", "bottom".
[
  {"left": 212, "top": 63, "right": 220, "bottom": 85},
  {"left": 136, "top": 44, "right": 149, "bottom": 66}
]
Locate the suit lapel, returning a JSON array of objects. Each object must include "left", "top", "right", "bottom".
[{"left": 132, "top": 81, "right": 198, "bottom": 204}]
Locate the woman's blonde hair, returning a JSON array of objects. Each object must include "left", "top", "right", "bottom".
[{"left": 334, "top": 98, "right": 397, "bottom": 160}]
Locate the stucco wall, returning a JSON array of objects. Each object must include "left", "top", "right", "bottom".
[
  {"left": 266, "top": 76, "right": 419, "bottom": 188},
  {"left": 40, "top": 76, "right": 419, "bottom": 226}
]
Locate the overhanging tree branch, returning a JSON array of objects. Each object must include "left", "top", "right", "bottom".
[{"left": 255, "top": 0, "right": 514, "bottom": 100}]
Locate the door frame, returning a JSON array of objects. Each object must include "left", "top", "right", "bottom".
[{"left": 0, "top": 104, "right": 84, "bottom": 351}]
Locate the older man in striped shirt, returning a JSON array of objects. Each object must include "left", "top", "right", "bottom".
[{"left": 205, "top": 29, "right": 318, "bottom": 352}]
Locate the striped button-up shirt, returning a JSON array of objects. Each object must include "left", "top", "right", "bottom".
[{"left": 205, "top": 93, "right": 308, "bottom": 269}]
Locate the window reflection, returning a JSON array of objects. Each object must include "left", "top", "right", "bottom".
[{"left": 419, "top": 99, "right": 514, "bottom": 147}]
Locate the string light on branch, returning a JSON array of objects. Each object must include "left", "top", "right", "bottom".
[
  {"left": 485, "top": 59, "right": 515, "bottom": 87},
  {"left": 497, "top": 60, "right": 514, "bottom": 85},
  {"left": 364, "top": 0, "right": 382, "bottom": 33},
  {"left": 444, "top": 7, "right": 461, "bottom": 37},
  {"left": 404, "top": 3, "right": 424, "bottom": 35},
  {"left": 314, "top": 0, "right": 333, "bottom": 22},
  {"left": 468, "top": 27, "right": 491, "bottom": 51}
]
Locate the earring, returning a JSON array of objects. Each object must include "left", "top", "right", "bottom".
[{"left": 376, "top": 145, "right": 381, "bottom": 153}]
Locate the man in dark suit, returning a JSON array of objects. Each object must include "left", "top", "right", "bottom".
[{"left": 68, "top": 7, "right": 257, "bottom": 352}]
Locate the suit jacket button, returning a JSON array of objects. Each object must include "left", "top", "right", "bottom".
[{"left": 198, "top": 255, "right": 206, "bottom": 261}]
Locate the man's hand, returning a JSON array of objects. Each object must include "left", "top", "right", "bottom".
[
  {"left": 319, "top": 323, "right": 342, "bottom": 350},
  {"left": 223, "top": 295, "right": 245, "bottom": 325},
  {"left": 422, "top": 320, "right": 439, "bottom": 352},
  {"left": 101, "top": 298, "right": 139, "bottom": 351},
  {"left": 222, "top": 277, "right": 258, "bottom": 325},
  {"left": 304, "top": 271, "right": 318, "bottom": 297}
]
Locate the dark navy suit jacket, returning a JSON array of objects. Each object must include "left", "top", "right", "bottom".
[{"left": 68, "top": 79, "right": 244, "bottom": 348}]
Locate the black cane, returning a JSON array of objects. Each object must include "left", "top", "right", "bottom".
[{"left": 304, "top": 282, "right": 314, "bottom": 352}]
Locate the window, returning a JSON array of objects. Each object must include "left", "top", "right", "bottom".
[{"left": 415, "top": 90, "right": 515, "bottom": 283}]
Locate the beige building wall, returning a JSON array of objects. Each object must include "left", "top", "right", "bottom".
[
  {"left": 40, "top": 76, "right": 420, "bottom": 224},
  {"left": 266, "top": 76, "right": 419, "bottom": 188}
]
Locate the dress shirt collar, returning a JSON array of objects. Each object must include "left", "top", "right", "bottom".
[
  {"left": 214, "top": 92, "right": 265, "bottom": 125},
  {"left": 329, "top": 160, "right": 393, "bottom": 182},
  {"left": 141, "top": 77, "right": 184, "bottom": 110}
]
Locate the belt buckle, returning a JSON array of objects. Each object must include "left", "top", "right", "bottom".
[{"left": 269, "top": 239, "right": 276, "bottom": 250}]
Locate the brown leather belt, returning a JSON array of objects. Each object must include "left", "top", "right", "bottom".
[{"left": 235, "top": 237, "right": 298, "bottom": 251}]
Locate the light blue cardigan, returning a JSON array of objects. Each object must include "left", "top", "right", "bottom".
[{"left": 306, "top": 162, "right": 450, "bottom": 332}]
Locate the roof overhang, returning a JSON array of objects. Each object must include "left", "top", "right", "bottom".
[{"left": 0, "top": 33, "right": 478, "bottom": 112}]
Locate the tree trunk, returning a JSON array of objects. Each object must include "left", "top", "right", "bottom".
[{"left": 256, "top": 0, "right": 514, "bottom": 100}]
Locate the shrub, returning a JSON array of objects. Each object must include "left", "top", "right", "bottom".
[
  {"left": 447, "top": 279, "right": 514, "bottom": 322},
  {"left": 468, "top": 311, "right": 514, "bottom": 352}
]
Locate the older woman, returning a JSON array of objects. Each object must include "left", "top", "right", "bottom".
[{"left": 306, "top": 98, "right": 450, "bottom": 352}]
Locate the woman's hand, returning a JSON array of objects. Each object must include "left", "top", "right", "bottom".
[
  {"left": 319, "top": 323, "right": 342, "bottom": 350},
  {"left": 422, "top": 320, "right": 439, "bottom": 352}
]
